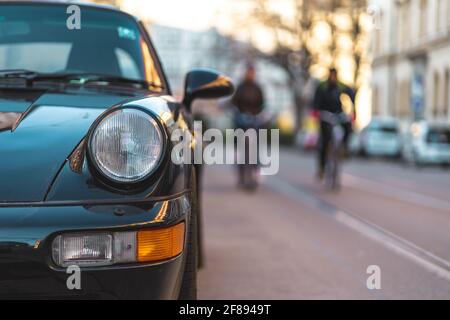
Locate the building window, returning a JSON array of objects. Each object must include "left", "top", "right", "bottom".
[
  {"left": 395, "top": 81, "right": 401, "bottom": 117},
  {"left": 374, "top": 26, "right": 382, "bottom": 55},
  {"left": 447, "top": 0, "right": 450, "bottom": 28},
  {"left": 436, "top": 0, "right": 442, "bottom": 32},
  {"left": 396, "top": 80, "right": 410, "bottom": 118},
  {"left": 399, "top": 1, "right": 412, "bottom": 47},
  {"left": 372, "top": 85, "right": 380, "bottom": 116},
  {"left": 373, "top": 11, "right": 383, "bottom": 55},
  {"left": 404, "top": 80, "right": 411, "bottom": 117},
  {"left": 419, "top": 0, "right": 428, "bottom": 37},
  {"left": 433, "top": 71, "right": 441, "bottom": 118},
  {"left": 445, "top": 70, "right": 450, "bottom": 118}
]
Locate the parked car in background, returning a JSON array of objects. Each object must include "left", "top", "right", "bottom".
[
  {"left": 403, "top": 121, "right": 450, "bottom": 166},
  {"left": 358, "top": 117, "right": 402, "bottom": 157}
]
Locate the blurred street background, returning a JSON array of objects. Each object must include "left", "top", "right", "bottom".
[
  {"left": 93, "top": 0, "right": 450, "bottom": 298},
  {"left": 198, "top": 151, "right": 450, "bottom": 299}
]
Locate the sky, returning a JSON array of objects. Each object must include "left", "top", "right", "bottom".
[
  {"left": 118, "top": 0, "right": 297, "bottom": 52},
  {"left": 120, "top": 0, "right": 231, "bottom": 31}
]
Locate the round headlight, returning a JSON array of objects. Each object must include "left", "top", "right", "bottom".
[{"left": 90, "top": 108, "right": 164, "bottom": 183}]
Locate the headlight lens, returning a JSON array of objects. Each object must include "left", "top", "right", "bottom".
[{"left": 90, "top": 109, "right": 163, "bottom": 183}]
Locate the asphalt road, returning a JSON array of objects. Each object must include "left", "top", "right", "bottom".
[{"left": 198, "top": 148, "right": 450, "bottom": 299}]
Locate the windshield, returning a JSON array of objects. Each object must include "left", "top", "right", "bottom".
[
  {"left": 0, "top": 4, "right": 163, "bottom": 90},
  {"left": 376, "top": 126, "right": 398, "bottom": 134},
  {"left": 368, "top": 122, "right": 398, "bottom": 133},
  {"left": 427, "top": 128, "right": 450, "bottom": 144}
]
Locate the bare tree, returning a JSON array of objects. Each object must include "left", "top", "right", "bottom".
[{"left": 239, "top": 0, "right": 368, "bottom": 134}]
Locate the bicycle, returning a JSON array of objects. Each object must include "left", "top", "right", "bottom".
[
  {"left": 234, "top": 110, "right": 270, "bottom": 191},
  {"left": 320, "top": 111, "right": 351, "bottom": 190}
]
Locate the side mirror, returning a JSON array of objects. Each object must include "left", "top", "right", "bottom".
[{"left": 183, "top": 68, "right": 234, "bottom": 110}]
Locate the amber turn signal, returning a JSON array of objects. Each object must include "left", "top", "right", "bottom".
[{"left": 137, "top": 222, "right": 185, "bottom": 262}]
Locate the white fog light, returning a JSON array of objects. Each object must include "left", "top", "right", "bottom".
[
  {"left": 52, "top": 233, "right": 113, "bottom": 267},
  {"left": 53, "top": 232, "right": 137, "bottom": 267}
]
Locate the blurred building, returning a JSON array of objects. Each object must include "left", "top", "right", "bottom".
[
  {"left": 91, "top": 0, "right": 123, "bottom": 6},
  {"left": 370, "top": 0, "right": 450, "bottom": 124},
  {"left": 148, "top": 24, "right": 294, "bottom": 117}
]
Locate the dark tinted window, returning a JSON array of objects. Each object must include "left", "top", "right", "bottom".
[
  {"left": 379, "top": 127, "right": 398, "bottom": 133},
  {"left": 367, "top": 123, "right": 398, "bottom": 133},
  {"left": 0, "top": 3, "right": 162, "bottom": 87},
  {"left": 427, "top": 128, "right": 450, "bottom": 144}
]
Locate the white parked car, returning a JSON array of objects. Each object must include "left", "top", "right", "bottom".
[
  {"left": 359, "top": 117, "right": 402, "bottom": 157},
  {"left": 403, "top": 121, "right": 450, "bottom": 165}
]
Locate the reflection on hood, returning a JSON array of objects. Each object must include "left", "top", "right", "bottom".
[{"left": 0, "top": 112, "right": 21, "bottom": 131}]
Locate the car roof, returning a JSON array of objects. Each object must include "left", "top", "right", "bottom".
[
  {"left": 368, "top": 117, "right": 399, "bottom": 127},
  {"left": 370, "top": 116, "right": 398, "bottom": 124},
  {"left": 411, "top": 120, "right": 450, "bottom": 130},
  {"left": 428, "top": 123, "right": 450, "bottom": 129},
  {"left": 0, "top": 1, "right": 136, "bottom": 19},
  {"left": 415, "top": 119, "right": 449, "bottom": 125}
]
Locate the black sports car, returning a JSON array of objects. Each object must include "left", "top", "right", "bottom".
[{"left": 0, "top": 1, "right": 233, "bottom": 299}]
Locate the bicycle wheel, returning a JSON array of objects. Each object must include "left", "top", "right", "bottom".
[{"left": 325, "top": 143, "right": 340, "bottom": 190}]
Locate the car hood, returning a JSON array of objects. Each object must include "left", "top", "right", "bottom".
[{"left": 0, "top": 91, "right": 142, "bottom": 202}]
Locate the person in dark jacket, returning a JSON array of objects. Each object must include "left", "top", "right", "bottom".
[
  {"left": 313, "top": 68, "right": 356, "bottom": 179},
  {"left": 232, "top": 64, "right": 264, "bottom": 116},
  {"left": 231, "top": 64, "right": 265, "bottom": 187}
]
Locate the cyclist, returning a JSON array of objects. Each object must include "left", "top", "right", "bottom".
[
  {"left": 231, "top": 64, "right": 265, "bottom": 188},
  {"left": 313, "top": 68, "right": 356, "bottom": 180},
  {"left": 232, "top": 64, "right": 264, "bottom": 116}
]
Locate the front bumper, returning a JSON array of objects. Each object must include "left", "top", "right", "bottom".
[
  {"left": 0, "top": 194, "right": 190, "bottom": 299},
  {"left": 365, "top": 140, "right": 401, "bottom": 156},
  {"left": 415, "top": 145, "right": 450, "bottom": 164}
]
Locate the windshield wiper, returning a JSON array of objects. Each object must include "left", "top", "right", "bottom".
[
  {"left": 0, "top": 69, "right": 39, "bottom": 87},
  {"left": 71, "top": 74, "right": 156, "bottom": 89},
  {"left": 0, "top": 69, "right": 38, "bottom": 78},
  {"left": 33, "top": 73, "right": 164, "bottom": 90},
  {"left": 0, "top": 70, "right": 164, "bottom": 90}
]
